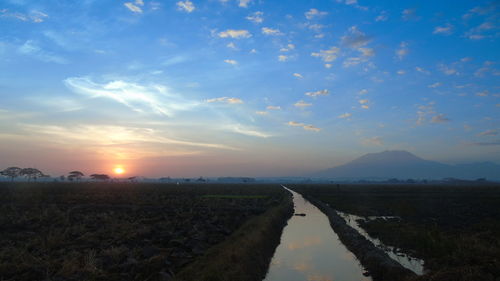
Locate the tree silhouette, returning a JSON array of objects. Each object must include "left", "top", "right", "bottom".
[
  {"left": 20, "top": 168, "right": 44, "bottom": 181},
  {"left": 68, "top": 171, "right": 84, "bottom": 181},
  {"left": 90, "top": 174, "right": 110, "bottom": 181},
  {"left": 1, "top": 167, "right": 22, "bottom": 181}
]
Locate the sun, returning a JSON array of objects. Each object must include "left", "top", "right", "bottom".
[{"left": 113, "top": 167, "right": 125, "bottom": 175}]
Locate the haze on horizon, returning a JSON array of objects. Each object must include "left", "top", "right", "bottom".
[{"left": 0, "top": 0, "right": 499, "bottom": 178}]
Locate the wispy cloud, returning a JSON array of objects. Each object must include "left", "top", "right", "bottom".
[
  {"left": 476, "top": 90, "right": 489, "bottom": 97},
  {"left": 238, "top": 0, "right": 252, "bottom": 8},
  {"left": 226, "top": 42, "right": 237, "bottom": 50},
  {"left": 402, "top": 8, "right": 418, "bottom": 21},
  {"left": 416, "top": 102, "right": 449, "bottom": 125},
  {"left": 303, "top": 125, "right": 321, "bottom": 132},
  {"left": 463, "top": 3, "right": 498, "bottom": 19},
  {"left": 343, "top": 57, "right": 364, "bottom": 67},
  {"left": 396, "top": 42, "right": 408, "bottom": 60},
  {"left": 307, "top": 24, "right": 324, "bottom": 32},
  {"left": 229, "top": 124, "right": 271, "bottom": 138},
  {"left": 431, "top": 114, "right": 450, "bottom": 123},
  {"left": 305, "top": 8, "right": 328, "bottom": 20},
  {"left": 293, "top": 73, "right": 303, "bottom": 79},
  {"left": 20, "top": 124, "right": 237, "bottom": 159},
  {"left": 375, "top": 11, "right": 388, "bottom": 22},
  {"left": 177, "top": 1, "right": 195, "bottom": 13},
  {"left": 465, "top": 21, "right": 497, "bottom": 40},
  {"left": 477, "top": 129, "right": 498, "bottom": 136},
  {"left": 433, "top": 24, "right": 454, "bottom": 35},
  {"left": 287, "top": 121, "right": 321, "bottom": 132},
  {"left": 469, "top": 140, "right": 500, "bottom": 146},
  {"left": 278, "top": 55, "right": 289, "bottom": 62},
  {"left": 415, "top": 67, "right": 430, "bottom": 75},
  {"left": 358, "top": 47, "right": 374, "bottom": 57},
  {"left": 305, "top": 89, "right": 329, "bottom": 97},
  {"left": 341, "top": 26, "right": 371, "bottom": 48},
  {"left": 206, "top": 97, "right": 244, "bottom": 104},
  {"left": 124, "top": 0, "right": 144, "bottom": 13},
  {"left": 224, "top": 59, "right": 238, "bottom": 65},
  {"left": 438, "top": 63, "right": 458, "bottom": 75},
  {"left": 338, "top": 113, "right": 352, "bottom": 119},
  {"left": 267, "top": 105, "right": 281, "bottom": 110},
  {"left": 311, "top": 46, "right": 340, "bottom": 62},
  {"left": 358, "top": 99, "right": 369, "bottom": 109},
  {"left": 294, "top": 100, "right": 312, "bottom": 108},
  {"left": 362, "top": 136, "right": 383, "bottom": 146},
  {"left": 288, "top": 121, "right": 304, "bottom": 127},
  {"left": 428, "top": 82, "right": 442, "bottom": 88},
  {"left": 18, "top": 40, "right": 68, "bottom": 64},
  {"left": 473, "top": 61, "right": 499, "bottom": 77},
  {"left": 262, "top": 27, "right": 283, "bottom": 36},
  {"left": 0, "top": 9, "right": 48, "bottom": 23},
  {"left": 218, "top": 29, "right": 251, "bottom": 39},
  {"left": 246, "top": 11, "right": 263, "bottom": 23},
  {"left": 280, "top": 44, "right": 295, "bottom": 52},
  {"left": 64, "top": 77, "right": 197, "bottom": 116}
]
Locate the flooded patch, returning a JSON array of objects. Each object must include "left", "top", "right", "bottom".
[
  {"left": 336, "top": 211, "right": 425, "bottom": 275},
  {"left": 264, "top": 187, "right": 371, "bottom": 281}
]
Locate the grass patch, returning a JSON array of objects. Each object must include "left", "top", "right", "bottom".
[
  {"left": 175, "top": 192, "right": 293, "bottom": 281},
  {"left": 0, "top": 182, "right": 287, "bottom": 281}
]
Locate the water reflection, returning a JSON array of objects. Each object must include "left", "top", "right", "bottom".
[
  {"left": 336, "top": 211, "right": 425, "bottom": 275},
  {"left": 264, "top": 187, "right": 371, "bottom": 281}
]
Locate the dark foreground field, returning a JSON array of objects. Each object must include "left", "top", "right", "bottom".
[
  {"left": 292, "top": 184, "right": 500, "bottom": 281},
  {"left": 0, "top": 182, "right": 292, "bottom": 281}
]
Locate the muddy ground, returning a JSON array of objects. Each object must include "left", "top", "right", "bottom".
[{"left": 0, "top": 182, "right": 288, "bottom": 281}]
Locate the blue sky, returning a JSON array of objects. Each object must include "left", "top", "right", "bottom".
[{"left": 0, "top": 0, "right": 499, "bottom": 177}]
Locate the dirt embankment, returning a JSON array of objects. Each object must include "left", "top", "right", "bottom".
[
  {"left": 174, "top": 191, "right": 294, "bottom": 281},
  {"left": 302, "top": 194, "right": 416, "bottom": 281}
]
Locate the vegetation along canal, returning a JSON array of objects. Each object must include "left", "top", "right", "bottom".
[{"left": 264, "top": 186, "right": 371, "bottom": 281}]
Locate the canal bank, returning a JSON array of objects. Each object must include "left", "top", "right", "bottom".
[
  {"left": 264, "top": 186, "right": 371, "bottom": 281},
  {"left": 175, "top": 191, "right": 293, "bottom": 281},
  {"left": 302, "top": 194, "right": 417, "bottom": 281}
]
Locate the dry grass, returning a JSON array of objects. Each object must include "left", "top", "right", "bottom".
[
  {"left": 175, "top": 192, "right": 293, "bottom": 281},
  {"left": 0, "top": 182, "right": 288, "bottom": 281}
]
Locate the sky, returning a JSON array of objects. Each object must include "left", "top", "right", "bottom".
[{"left": 0, "top": 0, "right": 499, "bottom": 178}]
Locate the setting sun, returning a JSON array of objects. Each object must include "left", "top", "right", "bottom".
[{"left": 113, "top": 167, "right": 125, "bottom": 175}]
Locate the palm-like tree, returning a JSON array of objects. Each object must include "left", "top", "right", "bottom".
[
  {"left": 90, "top": 174, "right": 110, "bottom": 181},
  {"left": 68, "top": 171, "right": 84, "bottom": 181},
  {"left": 20, "top": 168, "right": 44, "bottom": 181},
  {"left": 0, "top": 167, "right": 22, "bottom": 181}
]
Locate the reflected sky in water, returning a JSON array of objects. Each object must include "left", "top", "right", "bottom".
[
  {"left": 336, "top": 211, "right": 425, "bottom": 275},
  {"left": 264, "top": 187, "right": 371, "bottom": 281}
]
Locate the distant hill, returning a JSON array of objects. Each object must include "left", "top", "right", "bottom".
[{"left": 311, "top": 150, "right": 500, "bottom": 180}]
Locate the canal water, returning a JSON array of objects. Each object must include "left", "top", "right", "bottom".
[
  {"left": 336, "top": 211, "right": 425, "bottom": 275},
  {"left": 264, "top": 186, "right": 371, "bottom": 281}
]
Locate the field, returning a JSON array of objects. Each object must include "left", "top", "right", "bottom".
[
  {"left": 0, "top": 182, "right": 291, "bottom": 281},
  {"left": 291, "top": 184, "right": 500, "bottom": 281}
]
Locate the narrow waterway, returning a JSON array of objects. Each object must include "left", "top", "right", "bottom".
[
  {"left": 336, "top": 211, "right": 425, "bottom": 275},
  {"left": 264, "top": 186, "right": 371, "bottom": 281}
]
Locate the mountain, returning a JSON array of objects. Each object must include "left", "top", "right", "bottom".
[{"left": 311, "top": 150, "right": 500, "bottom": 180}]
